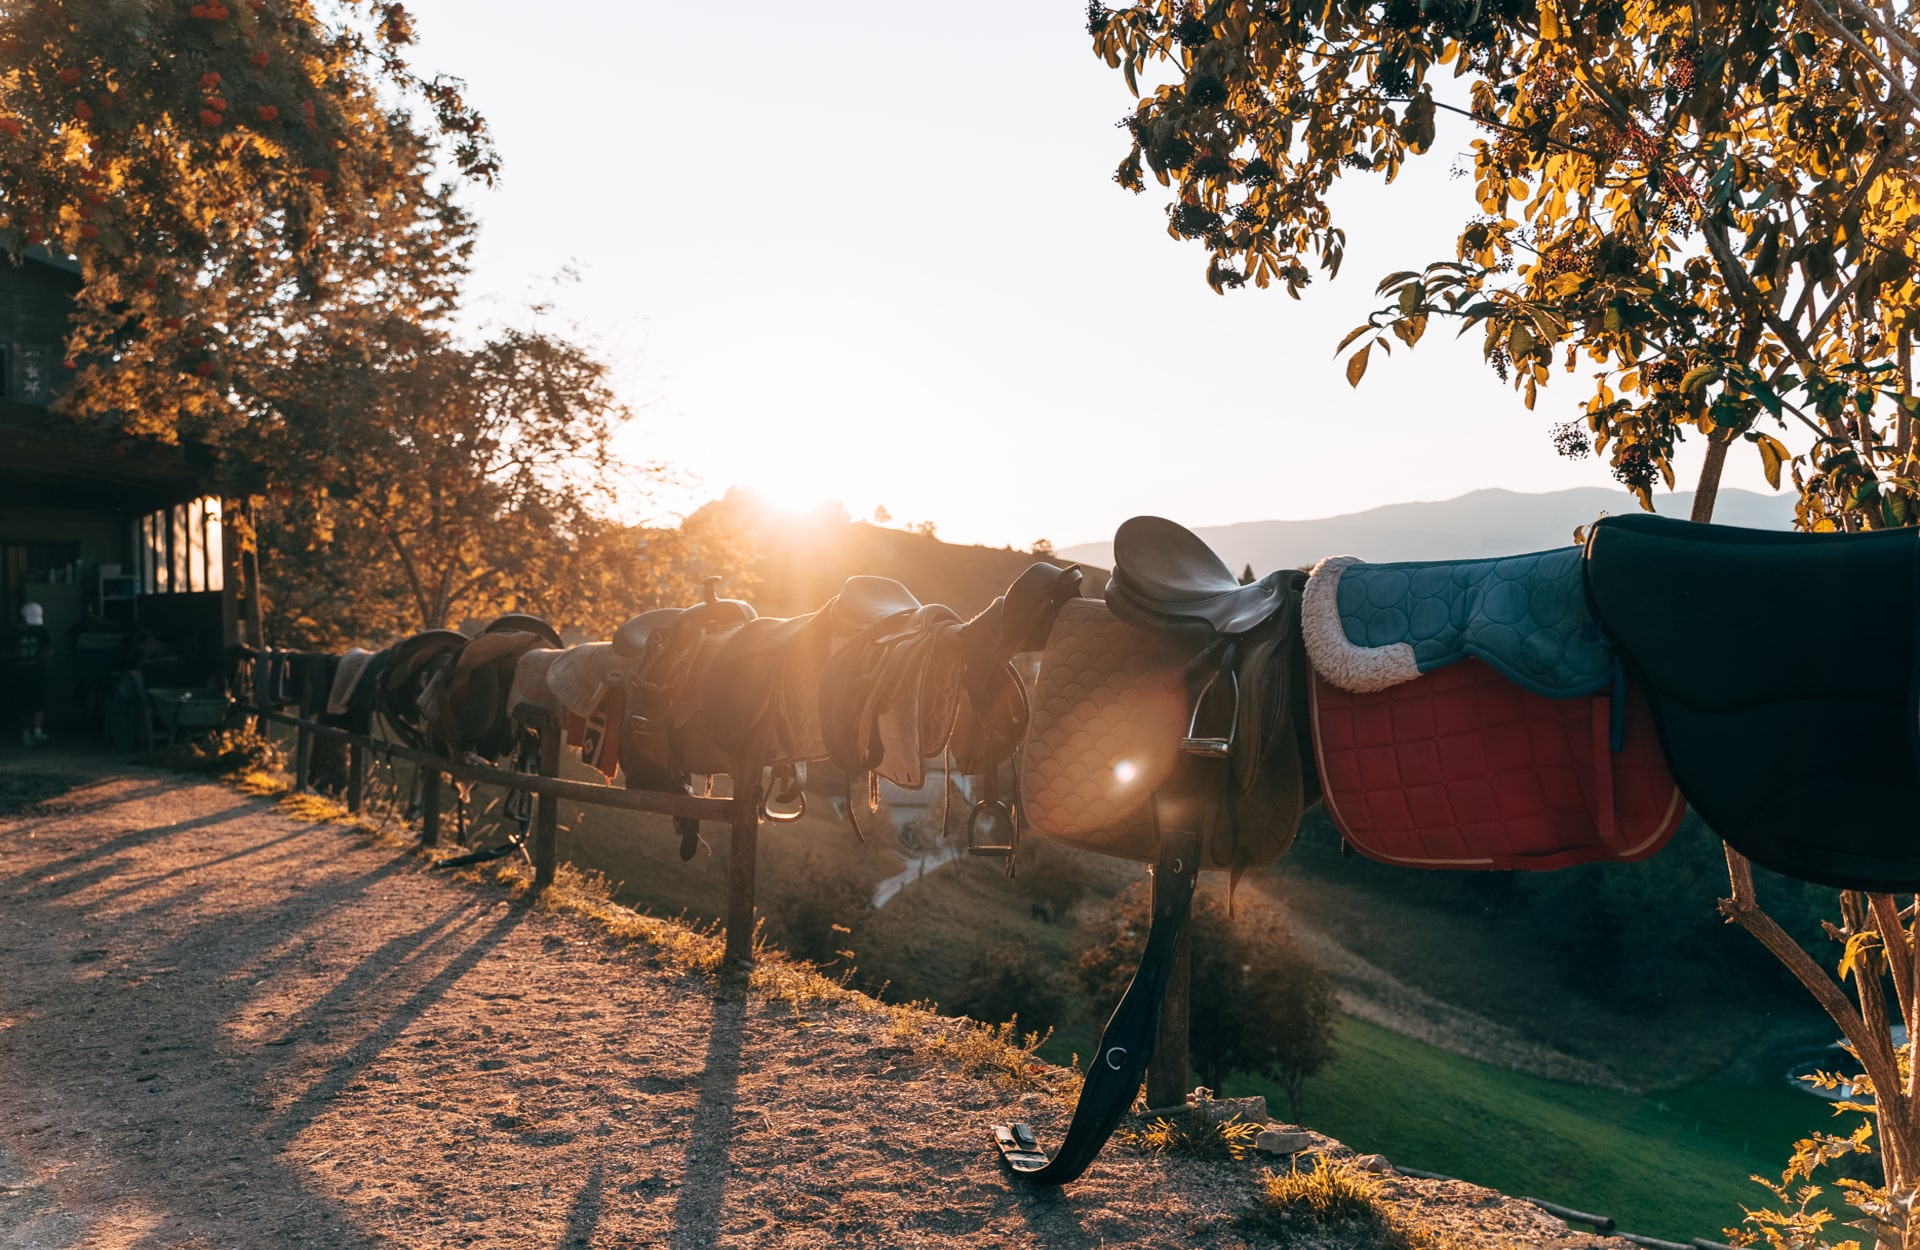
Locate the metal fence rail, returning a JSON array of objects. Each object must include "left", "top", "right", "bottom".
[{"left": 256, "top": 708, "right": 760, "bottom": 961}]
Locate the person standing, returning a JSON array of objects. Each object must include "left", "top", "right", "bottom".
[{"left": 13, "top": 603, "right": 51, "bottom": 747}]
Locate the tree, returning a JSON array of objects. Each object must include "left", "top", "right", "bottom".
[
  {"left": 254, "top": 328, "right": 756, "bottom": 647},
  {"left": 1089, "top": 0, "right": 1920, "bottom": 529},
  {"left": 947, "top": 945, "right": 1074, "bottom": 1037},
  {"left": 1090, "top": 0, "right": 1920, "bottom": 1225},
  {"left": 1076, "top": 884, "right": 1336, "bottom": 1117},
  {"left": 0, "top": 1, "right": 493, "bottom": 469}
]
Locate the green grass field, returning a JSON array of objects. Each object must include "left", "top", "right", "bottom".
[{"left": 1232, "top": 1016, "right": 1841, "bottom": 1243}]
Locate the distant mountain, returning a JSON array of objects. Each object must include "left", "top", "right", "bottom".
[{"left": 1056, "top": 487, "right": 1795, "bottom": 574}]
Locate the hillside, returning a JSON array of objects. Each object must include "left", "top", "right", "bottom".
[
  {"left": 722, "top": 495, "right": 1104, "bottom": 618},
  {"left": 1056, "top": 487, "right": 1795, "bottom": 572},
  {"left": 0, "top": 760, "right": 1654, "bottom": 1250}
]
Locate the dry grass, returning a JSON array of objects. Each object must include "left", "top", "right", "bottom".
[
  {"left": 213, "top": 761, "right": 1084, "bottom": 1105},
  {"left": 1242, "top": 1161, "right": 1489, "bottom": 1250},
  {"left": 1121, "top": 1112, "right": 1262, "bottom": 1163}
]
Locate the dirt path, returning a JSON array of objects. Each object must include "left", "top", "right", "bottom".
[{"left": 0, "top": 762, "right": 1630, "bottom": 1248}]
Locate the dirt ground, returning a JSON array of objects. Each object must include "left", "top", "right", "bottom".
[{"left": 0, "top": 760, "right": 1639, "bottom": 1249}]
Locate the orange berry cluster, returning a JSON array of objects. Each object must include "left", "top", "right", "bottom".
[{"left": 189, "top": 4, "right": 233, "bottom": 19}]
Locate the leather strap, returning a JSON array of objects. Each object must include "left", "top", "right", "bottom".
[{"left": 1000, "top": 829, "right": 1199, "bottom": 1185}]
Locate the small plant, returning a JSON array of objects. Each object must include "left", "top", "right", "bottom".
[
  {"left": 156, "top": 728, "right": 285, "bottom": 777},
  {"left": 1250, "top": 1159, "right": 1383, "bottom": 1226},
  {"left": 1120, "top": 1110, "right": 1261, "bottom": 1162}
]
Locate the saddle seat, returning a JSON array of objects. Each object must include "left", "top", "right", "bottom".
[
  {"left": 1302, "top": 546, "right": 1613, "bottom": 698},
  {"left": 827, "top": 576, "right": 924, "bottom": 633},
  {"left": 613, "top": 608, "right": 686, "bottom": 659},
  {"left": 1106, "top": 515, "right": 1288, "bottom": 636}
]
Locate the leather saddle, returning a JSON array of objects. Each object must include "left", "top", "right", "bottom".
[
  {"left": 375, "top": 628, "right": 468, "bottom": 747},
  {"left": 999, "top": 518, "right": 1310, "bottom": 1187},
  {"left": 1585, "top": 513, "right": 1920, "bottom": 889},
  {"left": 420, "top": 627, "right": 561, "bottom": 761},
  {"left": 1302, "top": 545, "right": 1684, "bottom": 870},
  {"left": 616, "top": 579, "right": 760, "bottom": 832},
  {"left": 699, "top": 576, "right": 965, "bottom": 816}
]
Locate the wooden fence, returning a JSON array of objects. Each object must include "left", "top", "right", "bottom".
[{"left": 258, "top": 708, "right": 760, "bottom": 962}]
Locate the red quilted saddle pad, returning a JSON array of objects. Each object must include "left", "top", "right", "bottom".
[{"left": 1310, "top": 657, "right": 1684, "bottom": 870}]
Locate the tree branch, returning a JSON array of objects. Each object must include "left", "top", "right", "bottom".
[
  {"left": 1721, "top": 848, "right": 1914, "bottom": 1166},
  {"left": 1799, "top": 0, "right": 1920, "bottom": 124}
]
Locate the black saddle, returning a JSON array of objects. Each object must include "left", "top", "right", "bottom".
[
  {"left": 483, "top": 614, "right": 565, "bottom": 648},
  {"left": 996, "top": 520, "right": 1310, "bottom": 1187},
  {"left": 1105, "top": 515, "right": 1289, "bottom": 636},
  {"left": 1585, "top": 513, "right": 1920, "bottom": 890}
]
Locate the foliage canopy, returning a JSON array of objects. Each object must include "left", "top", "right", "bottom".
[{"left": 1091, "top": 0, "right": 1920, "bottom": 526}]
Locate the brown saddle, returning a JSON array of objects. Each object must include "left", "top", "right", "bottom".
[
  {"left": 419, "top": 629, "right": 560, "bottom": 762},
  {"left": 375, "top": 628, "right": 469, "bottom": 748},
  {"left": 999, "top": 518, "right": 1311, "bottom": 1188}
]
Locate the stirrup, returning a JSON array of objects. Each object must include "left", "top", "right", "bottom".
[
  {"left": 762, "top": 764, "right": 806, "bottom": 822},
  {"left": 966, "top": 799, "right": 1017, "bottom": 858},
  {"left": 1179, "top": 667, "right": 1238, "bottom": 758}
]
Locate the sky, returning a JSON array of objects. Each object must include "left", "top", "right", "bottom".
[{"left": 398, "top": 0, "right": 1777, "bottom": 550}]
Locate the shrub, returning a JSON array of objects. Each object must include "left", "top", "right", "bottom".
[
  {"left": 763, "top": 851, "right": 871, "bottom": 969},
  {"left": 1250, "top": 1160, "right": 1381, "bottom": 1227},
  {"left": 1076, "top": 884, "right": 1336, "bottom": 1117},
  {"left": 946, "top": 945, "right": 1071, "bottom": 1036},
  {"left": 1011, "top": 835, "right": 1099, "bottom": 921}
]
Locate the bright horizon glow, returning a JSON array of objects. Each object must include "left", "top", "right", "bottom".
[{"left": 399, "top": 1, "right": 1784, "bottom": 550}]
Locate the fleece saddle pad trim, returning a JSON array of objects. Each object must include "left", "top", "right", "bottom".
[
  {"left": 1304, "top": 547, "right": 1615, "bottom": 699},
  {"left": 1584, "top": 513, "right": 1920, "bottom": 891},
  {"left": 1309, "top": 659, "right": 1685, "bottom": 870}
]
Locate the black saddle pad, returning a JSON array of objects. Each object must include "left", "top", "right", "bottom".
[{"left": 1585, "top": 513, "right": 1920, "bottom": 889}]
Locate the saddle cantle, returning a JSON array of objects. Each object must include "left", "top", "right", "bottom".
[
  {"left": 1302, "top": 545, "right": 1684, "bottom": 870},
  {"left": 999, "top": 519, "right": 1310, "bottom": 1188},
  {"left": 1585, "top": 513, "right": 1920, "bottom": 890}
]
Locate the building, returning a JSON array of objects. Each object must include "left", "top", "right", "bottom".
[{"left": 0, "top": 247, "right": 247, "bottom": 730}]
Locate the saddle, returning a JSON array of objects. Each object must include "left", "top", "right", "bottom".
[
  {"left": 325, "top": 648, "right": 380, "bottom": 718},
  {"left": 999, "top": 519, "right": 1311, "bottom": 1187},
  {"left": 419, "top": 629, "right": 558, "bottom": 761},
  {"left": 483, "top": 614, "right": 565, "bottom": 648},
  {"left": 1302, "top": 546, "right": 1684, "bottom": 869},
  {"left": 375, "top": 629, "right": 468, "bottom": 747},
  {"left": 1585, "top": 513, "right": 1920, "bottom": 889}
]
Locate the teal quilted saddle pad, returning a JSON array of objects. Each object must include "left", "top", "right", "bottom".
[{"left": 1302, "top": 546, "right": 1615, "bottom": 699}]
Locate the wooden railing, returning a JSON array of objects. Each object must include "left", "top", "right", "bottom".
[{"left": 257, "top": 708, "right": 761, "bottom": 962}]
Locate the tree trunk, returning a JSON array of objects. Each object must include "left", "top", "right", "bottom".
[{"left": 1696, "top": 406, "right": 1920, "bottom": 1216}]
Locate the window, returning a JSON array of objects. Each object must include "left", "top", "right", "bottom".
[{"left": 135, "top": 498, "right": 224, "bottom": 594}]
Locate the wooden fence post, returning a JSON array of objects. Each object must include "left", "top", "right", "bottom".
[
  {"left": 724, "top": 774, "right": 761, "bottom": 965},
  {"left": 532, "top": 718, "right": 561, "bottom": 893},
  {"left": 346, "top": 741, "right": 367, "bottom": 814},
  {"left": 420, "top": 768, "right": 442, "bottom": 847},
  {"left": 293, "top": 721, "right": 312, "bottom": 792}
]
